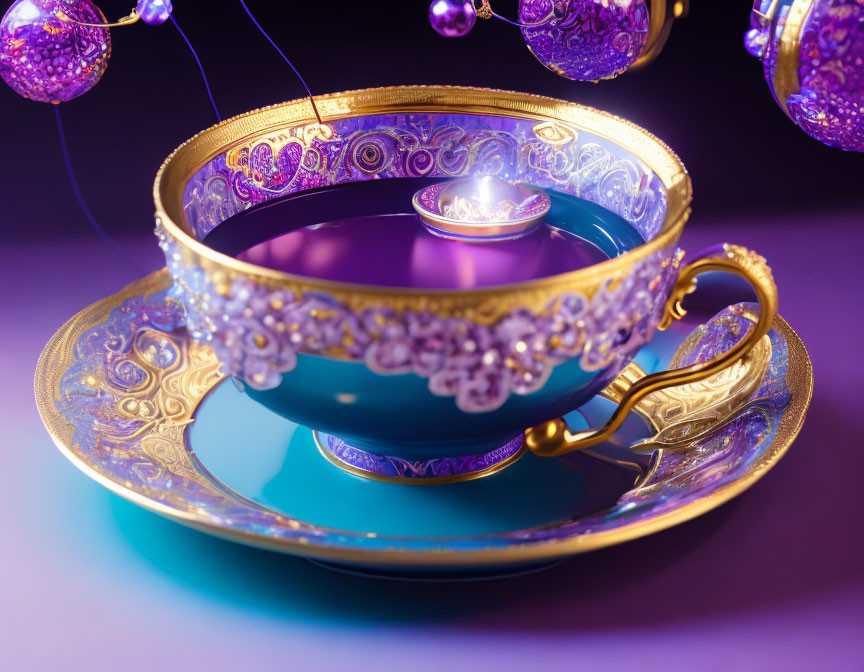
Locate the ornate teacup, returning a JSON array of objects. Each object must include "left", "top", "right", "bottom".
[{"left": 154, "top": 86, "right": 777, "bottom": 484}]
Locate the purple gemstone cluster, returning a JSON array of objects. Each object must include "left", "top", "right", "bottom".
[
  {"left": 788, "top": 0, "right": 864, "bottom": 151},
  {"left": 519, "top": 0, "right": 649, "bottom": 81},
  {"left": 158, "top": 222, "right": 680, "bottom": 414},
  {"left": 0, "top": 0, "right": 110, "bottom": 103}
]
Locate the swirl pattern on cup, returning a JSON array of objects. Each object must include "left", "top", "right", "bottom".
[{"left": 181, "top": 113, "right": 667, "bottom": 243}]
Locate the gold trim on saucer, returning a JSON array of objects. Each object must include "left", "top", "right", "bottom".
[{"left": 35, "top": 272, "right": 812, "bottom": 567}]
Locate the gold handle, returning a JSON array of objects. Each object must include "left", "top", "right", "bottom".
[{"left": 525, "top": 244, "right": 778, "bottom": 458}]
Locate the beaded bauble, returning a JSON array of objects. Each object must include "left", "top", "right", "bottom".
[
  {"left": 429, "top": 0, "right": 476, "bottom": 38},
  {"left": 0, "top": 0, "right": 111, "bottom": 103},
  {"left": 136, "top": 0, "right": 172, "bottom": 27},
  {"left": 748, "top": 0, "right": 864, "bottom": 152},
  {"left": 518, "top": 0, "right": 649, "bottom": 81}
]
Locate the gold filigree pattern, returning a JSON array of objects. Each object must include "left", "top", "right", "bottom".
[
  {"left": 224, "top": 122, "right": 335, "bottom": 181},
  {"left": 722, "top": 243, "right": 775, "bottom": 291},
  {"left": 110, "top": 329, "right": 224, "bottom": 486},
  {"left": 532, "top": 121, "right": 578, "bottom": 146}
]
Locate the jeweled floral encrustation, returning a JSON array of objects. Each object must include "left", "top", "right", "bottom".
[{"left": 158, "top": 222, "right": 680, "bottom": 413}]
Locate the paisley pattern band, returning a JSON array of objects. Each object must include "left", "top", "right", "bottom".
[{"left": 180, "top": 112, "right": 668, "bottom": 242}]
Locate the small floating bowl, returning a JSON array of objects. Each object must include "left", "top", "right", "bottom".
[{"left": 412, "top": 177, "right": 552, "bottom": 241}]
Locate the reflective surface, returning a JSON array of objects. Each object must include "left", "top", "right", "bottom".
[
  {"left": 234, "top": 188, "right": 638, "bottom": 289},
  {"left": 194, "top": 383, "right": 637, "bottom": 537},
  {"left": 238, "top": 214, "right": 609, "bottom": 289}
]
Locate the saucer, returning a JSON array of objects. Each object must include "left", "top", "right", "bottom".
[{"left": 35, "top": 270, "right": 812, "bottom": 576}]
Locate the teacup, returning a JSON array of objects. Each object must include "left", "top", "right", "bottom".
[{"left": 154, "top": 86, "right": 777, "bottom": 484}]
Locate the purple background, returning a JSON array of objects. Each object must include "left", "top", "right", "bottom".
[{"left": 1, "top": 1, "right": 863, "bottom": 668}]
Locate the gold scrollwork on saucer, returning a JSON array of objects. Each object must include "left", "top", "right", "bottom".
[{"left": 109, "top": 326, "right": 224, "bottom": 488}]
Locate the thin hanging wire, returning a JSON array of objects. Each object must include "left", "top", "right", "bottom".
[
  {"left": 238, "top": 0, "right": 322, "bottom": 125},
  {"left": 478, "top": 0, "right": 549, "bottom": 28},
  {"left": 490, "top": 10, "right": 545, "bottom": 28},
  {"left": 52, "top": 10, "right": 221, "bottom": 275},
  {"left": 169, "top": 14, "right": 222, "bottom": 122},
  {"left": 53, "top": 105, "right": 150, "bottom": 273}
]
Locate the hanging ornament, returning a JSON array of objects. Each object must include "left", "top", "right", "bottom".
[
  {"left": 0, "top": 0, "right": 173, "bottom": 104},
  {"left": 428, "top": 0, "right": 687, "bottom": 81},
  {"left": 747, "top": 0, "right": 863, "bottom": 151},
  {"left": 0, "top": 0, "right": 111, "bottom": 103},
  {"left": 136, "top": 0, "right": 171, "bottom": 26},
  {"left": 519, "top": 0, "right": 650, "bottom": 80},
  {"left": 429, "top": 0, "right": 477, "bottom": 37}
]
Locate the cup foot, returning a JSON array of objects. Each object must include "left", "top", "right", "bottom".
[{"left": 313, "top": 432, "right": 526, "bottom": 485}]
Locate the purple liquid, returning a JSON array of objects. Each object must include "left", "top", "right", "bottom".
[{"left": 237, "top": 213, "right": 610, "bottom": 289}]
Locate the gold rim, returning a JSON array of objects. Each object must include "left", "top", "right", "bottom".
[
  {"left": 35, "top": 272, "right": 812, "bottom": 567},
  {"left": 153, "top": 86, "right": 691, "bottom": 314},
  {"left": 774, "top": 0, "right": 814, "bottom": 115}
]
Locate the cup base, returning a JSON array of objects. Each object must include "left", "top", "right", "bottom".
[{"left": 313, "top": 432, "right": 526, "bottom": 485}]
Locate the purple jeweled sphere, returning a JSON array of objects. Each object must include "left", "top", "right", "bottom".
[
  {"left": 788, "top": 0, "right": 864, "bottom": 152},
  {"left": 748, "top": 0, "right": 864, "bottom": 152},
  {"left": 0, "top": 0, "right": 111, "bottom": 103},
  {"left": 429, "top": 0, "right": 476, "bottom": 38},
  {"left": 136, "top": 0, "right": 173, "bottom": 26},
  {"left": 519, "top": 0, "right": 649, "bottom": 81}
]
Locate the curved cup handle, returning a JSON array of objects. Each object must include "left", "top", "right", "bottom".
[{"left": 525, "top": 244, "right": 778, "bottom": 458}]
